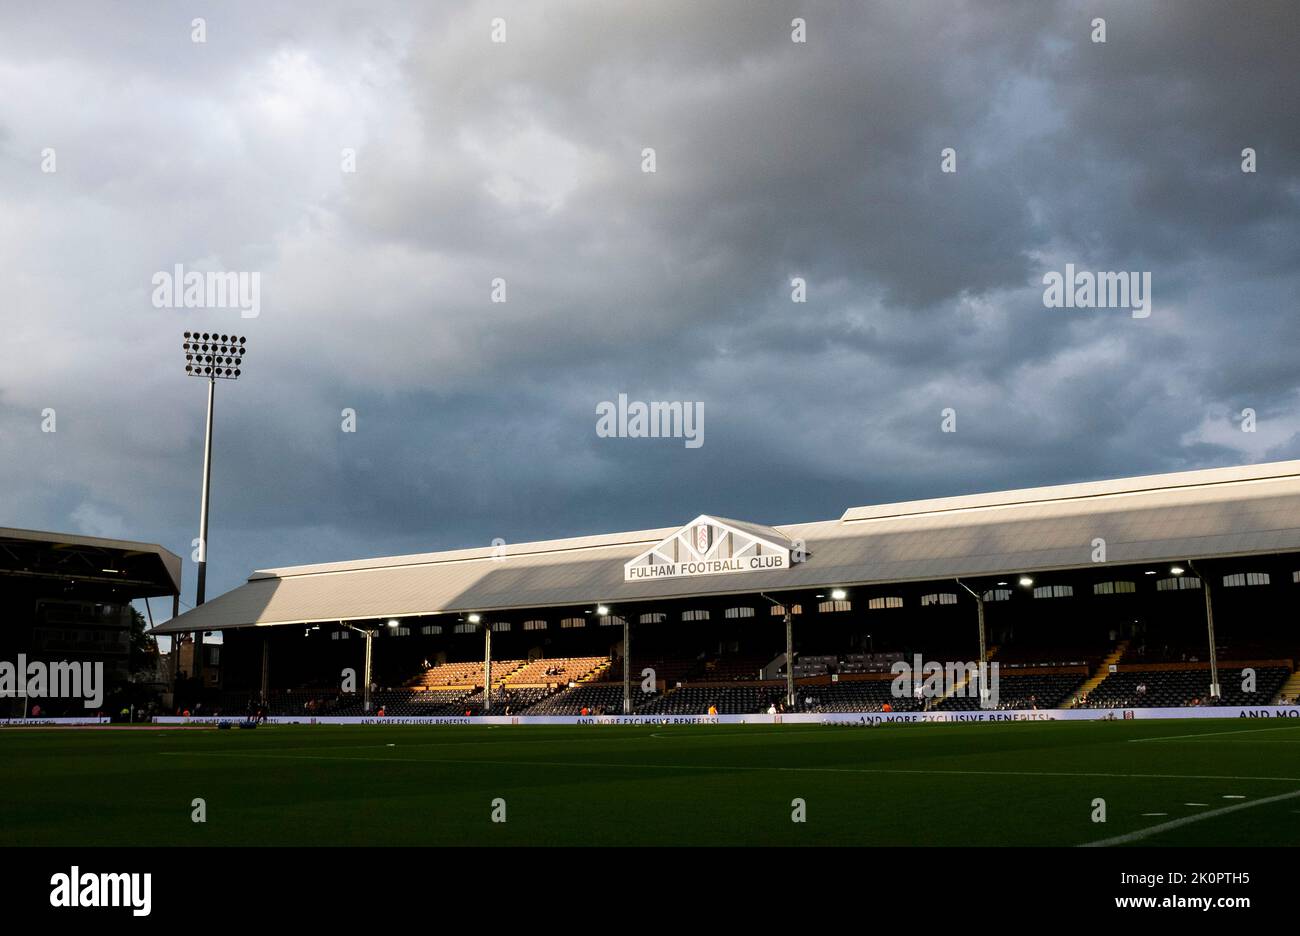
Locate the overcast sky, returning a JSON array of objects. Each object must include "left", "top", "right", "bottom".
[{"left": 1, "top": 1, "right": 1298, "bottom": 616}]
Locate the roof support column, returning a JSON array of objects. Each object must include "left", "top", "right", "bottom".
[
  {"left": 260, "top": 636, "right": 270, "bottom": 704},
  {"left": 363, "top": 630, "right": 373, "bottom": 713},
  {"left": 1205, "top": 581, "right": 1221, "bottom": 699},
  {"left": 623, "top": 614, "right": 631, "bottom": 714},
  {"left": 1201, "top": 567, "right": 1221, "bottom": 700},
  {"left": 170, "top": 594, "right": 180, "bottom": 697},
  {"left": 342, "top": 624, "right": 376, "bottom": 712},
  {"left": 784, "top": 609, "right": 794, "bottom": 710},
  {"left": 955, "top": 578, "right": 988, "bottom": 704},
  {"left": 760, "top": 593, "right": 795, "bottom": 710},
  {"left": 483, "top": 623, "right": 492, "bottom": 713},
  {"left": 1187, "top": 561, "right": 1220, "bottom": 699}
]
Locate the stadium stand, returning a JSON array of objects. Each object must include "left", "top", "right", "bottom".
[
  {"left": 409, "top": 659, "right": 526, "bottom": 688},
  {"left": 1079, "top": 665, "right": 1291, "bottom": 708},
  {"left": 991, "top": 644, "right": 1107, "bottom": 668},
  {"left": 638, "top": 684, "right": 787, "bottom": 715},
  {"left": 790, "top": 680, "right": 923, "bottom": 712},
  {"left": 788, "top": 653, "right": 837, "bottom": 678},
  {"left": 149, "top": 459, "right": 1300, "bottom": 728},
  {"left": 386, "top": 689, "right": 478, "bottom": 715},
  {"left": 526, "top": 684, "right": 642, "bottom": 715},
  {"left": 838, "top": 651, "right": 906, "bottom": 674},
  {"left": 696, "top": 655, "right": 768, "bottom": 681},
  {"left": 450, "top": 686, "right": 556, "bottom": 714},
  {"left": 504, "top": 656, "right": 610, "bottom": 685},
  {"left": 936, "top": 671, "right": 1087, "bottom": 711},
  {"left": 636, "top": 654, "right": 698, "bottom": 687},
  {"left": 203, "top": 627, "right": 1299, "bottom": 718}
]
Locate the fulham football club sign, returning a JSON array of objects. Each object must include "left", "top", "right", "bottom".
[{"left": 624, "top": 515, "right": 792, "bottom": 582}]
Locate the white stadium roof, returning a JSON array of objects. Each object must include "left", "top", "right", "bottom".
[{"left": 153, "top": 460, "right": 1300, "bottom": 634}]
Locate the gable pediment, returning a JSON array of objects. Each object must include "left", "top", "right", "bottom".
[{"left": 623, "top": 515, "right": 792, "bottom": 582}]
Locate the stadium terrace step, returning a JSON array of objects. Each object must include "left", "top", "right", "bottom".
[
  {"left": 1062, "top": 640, "right": 1128, "bottom": 709},
  {"left": 1271, "top": 668, "right": 1300, "bottom": 704},
  {"left": 579, "top": 659, "right": 613, "bottom": 683},
  {"left": 930, "top": 645, "right": 998, "bottom": 708}
]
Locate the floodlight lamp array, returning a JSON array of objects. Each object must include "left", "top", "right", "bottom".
[{"left": 183, "top": 332, "right": 247, "bottom": 379}]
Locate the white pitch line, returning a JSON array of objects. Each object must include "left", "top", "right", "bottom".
[
  {"left": 208, "top": 733, "right": 660, "bottom": 755},
  {"left": 156, "top": 750, "right": 1300, "bottom": 784},
  {"left": 648, "top": 730, "right": 826, "bottom": 740},
  {"left": 1129, "top": 724, "right": 1300, "bottom": 743},
  {"left": 1082, "top": 788, "right": 1300, "bottom": 847}
]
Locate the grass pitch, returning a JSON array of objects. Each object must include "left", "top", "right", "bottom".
[{"left": 3, "top": 719, "right": 1298, "bottom": 846}]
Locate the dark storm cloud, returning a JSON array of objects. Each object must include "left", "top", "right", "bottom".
[{"left": 0, "top": 0, "right": 1297, "bottom": 613}]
